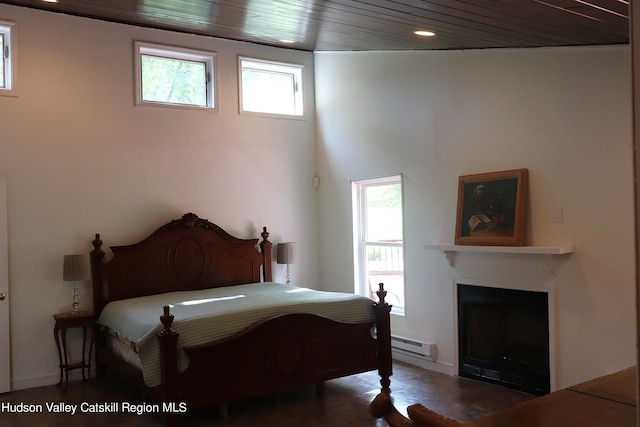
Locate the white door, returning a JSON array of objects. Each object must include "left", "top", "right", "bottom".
[{"left": 0, "top": 180, "right": 9, "bottom": 393}]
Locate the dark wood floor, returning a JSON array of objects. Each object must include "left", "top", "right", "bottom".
[{"left": 0, "top": 361, "right": 534, "bottom": 426}]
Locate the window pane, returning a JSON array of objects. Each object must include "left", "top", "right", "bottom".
[
  {"left": 0, "top": 22, "right": 15, "bottom": 95},
  {"left": 242, "top": 68, "right": 296, "bottom": 115},
  {"left": 365, "top": 184, "right": 403, "bottom": 242},
  {"left": 141, "top": 54, "right": 207, "bottom": 106},
  {"left": 239, "top": 58, "right": 303, "bottom": 117},
  {"left": 0, "top": 34, "right": 4, "bottom": 89},
  {"left": 365, "top": 244, "right": 404, "bottom": 308}
]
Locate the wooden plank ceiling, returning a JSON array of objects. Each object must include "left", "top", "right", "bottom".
[{"left": 3, "top": 0, "right": 629, "bottom": 51}]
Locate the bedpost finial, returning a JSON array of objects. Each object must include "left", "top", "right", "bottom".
[
  {"left": 261, "top": 226, "right": 269, "bottom": 241},
  {"left": 92, "top": 234, "right": 103, "bottom": 250},
  {"left": 91, "top": 234, "right": 105, "bottom": 262},
  {"left": 376, "top": 283, "right": 388, "bottom": 304},
  {"left": 160, "top": 305, "right": 175, "bottom": 334}
]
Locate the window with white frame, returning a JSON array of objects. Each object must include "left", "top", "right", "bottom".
[
  {"left": 135, "top": 41, "right": 216, "bottom": 110},
  {"left": 0, "top": 21, "right": 16, "bottom": 96},
  {"left": 239, "top": 57, "right": 303, "bottom": 117},
  {"left": 352, "top": 175, "right": 405, "bottom": 315}
]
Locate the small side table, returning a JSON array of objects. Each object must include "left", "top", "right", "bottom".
[{"left": 53, "top": 311, "right": 95, "bottom": 387}]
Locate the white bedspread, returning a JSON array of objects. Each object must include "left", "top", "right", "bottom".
[{"left": 97, "top": 282, "right": 375, "bottom": 387}]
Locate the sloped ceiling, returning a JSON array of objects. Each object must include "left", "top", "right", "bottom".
[{"left": 3, "top": 0, "right": 629, "bottom": 51}]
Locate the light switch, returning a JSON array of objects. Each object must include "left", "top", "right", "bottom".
[{"left": 552, "top": 205, "right": 563, "bottom": 223}]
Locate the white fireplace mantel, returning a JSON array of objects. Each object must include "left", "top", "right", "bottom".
[{"left": 424, "top": 244, "right": 575, "bottom": 273}]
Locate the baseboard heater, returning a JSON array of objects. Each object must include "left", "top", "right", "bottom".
[{"left": 391, "top": 335, "right": 436, "bottom": 362}]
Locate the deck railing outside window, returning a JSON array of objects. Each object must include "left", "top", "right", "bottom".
[{"left": 365, "top": 242, "right": 404, "bottom": 307}]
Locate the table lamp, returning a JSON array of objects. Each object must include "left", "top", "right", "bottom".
[
  {"left": 63, "top": 254, "right": 91, "bottom": 314},
  {"left": 276, "top": 242, "right": 295, "bottom": 285}
]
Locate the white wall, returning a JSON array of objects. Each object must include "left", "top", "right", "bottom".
[
  {"left": 0, "top": 4, "right": 318, "bottom": 390},
  {"left": 314, "top": 47, "right": 635, "bottom": 389}
]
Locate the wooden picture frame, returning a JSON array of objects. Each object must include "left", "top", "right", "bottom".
[{"left": 454, "top": 168, "right": 528, "bottom": 246}]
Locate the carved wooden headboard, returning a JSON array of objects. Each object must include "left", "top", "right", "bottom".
[{"left": 90, "top": 213, "right": 273, "bottom": 315}]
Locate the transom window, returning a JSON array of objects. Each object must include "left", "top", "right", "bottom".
[
  {"left": 239, "top": 57, "right": 304, "bottom": 117},
  {"left": 0, "top": 21, "right": 16, "bottom": 96},
  {"left": 135, "top": 42, "right": 216, "bottom": 110}
]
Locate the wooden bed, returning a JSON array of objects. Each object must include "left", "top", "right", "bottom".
[{"left": 90, "top": 212, "right": 393, "bottom": 426}]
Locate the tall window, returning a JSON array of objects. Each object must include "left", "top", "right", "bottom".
[
  {"left": 0, "top": 31, "right": 4, "bottom": 88},
  {"left": 135, "top": 42, "right": 216, "bottom": 110},
  {"left": 239, "top": 57, "right": 303, "bottom": 117},
  {"left": 352, "top": 176, "right": 405, "bottom": 315},
  {"left": 0, "top": 21, "right": 15, "bottom": 96}
]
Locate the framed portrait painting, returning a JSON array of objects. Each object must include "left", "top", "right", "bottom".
[{"left": 454, "top": 168, "right": 528, "bottom": 246}]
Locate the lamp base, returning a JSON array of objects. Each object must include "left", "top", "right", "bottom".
[
  {"left": 285, "top": 264, "right": 291, "bottom": 285},
  {"left": 71, "top": 281, "right": 80, "bottom": 314}
]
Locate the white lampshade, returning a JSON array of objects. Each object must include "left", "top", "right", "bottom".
[
  {"left": 63, "top": 254, "right": 91, "bottom": 282},
  {"left": 277, "top": 242, "right": 295, "bottom": 265}
]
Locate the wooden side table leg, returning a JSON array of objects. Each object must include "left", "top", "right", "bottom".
[
  {"left": 81, "top": 325, "right": 87, "bottom": 381},
  {"left": 53, "top": 324, "right": 63, "bottom": 385},
  {"left": 87, "top": 323, "right": 95, "bottom": 380},
  {"left": 60, "top": 325, "right": 69, "bottom": 388}
]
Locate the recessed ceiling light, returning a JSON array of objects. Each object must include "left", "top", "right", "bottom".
[
  {"left": 414, "top": 30, "right": 436, "bottom": 37},
  {"left": 42, "top": 0, "right": 59, "bottom": 3}
]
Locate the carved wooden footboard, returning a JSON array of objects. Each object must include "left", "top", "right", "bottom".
[
  {"left": 155, "top": 282, "right": 392, "bottom": 426},
  {"left": 158, "top": 292, "right": 392, "bottom": 425}
]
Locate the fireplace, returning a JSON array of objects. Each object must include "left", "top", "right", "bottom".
[{"left": 457, "top": 284, "right": 550, "bottom": 395}]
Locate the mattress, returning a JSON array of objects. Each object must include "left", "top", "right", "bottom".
[{"left": 97, "top": 282, "right": 375, "bottom": 387}]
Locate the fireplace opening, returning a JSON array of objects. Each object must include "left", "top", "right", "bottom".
[{"left": 458, "top": 284, "right": 550, "bottom": 395}]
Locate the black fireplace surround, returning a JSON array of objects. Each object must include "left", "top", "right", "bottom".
[{"left": 458, "top": 284, "right": 550, "bottom": 395}]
